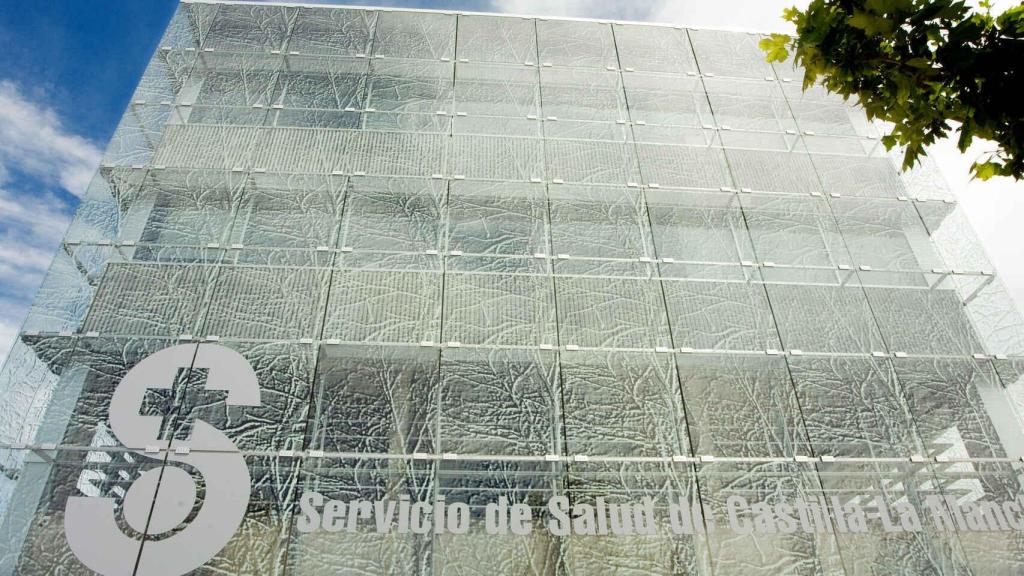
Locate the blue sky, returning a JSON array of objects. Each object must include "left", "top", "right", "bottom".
[
  {"left": 0, "top": 0, "right": 1020, "bottom": 365},
  {"left": 0, "top": 1, "right": 173, "bottom": 364}
]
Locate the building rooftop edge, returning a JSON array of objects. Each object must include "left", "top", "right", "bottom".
[{"left": 179, "top": 0, "right": 784, "bottom": 36}]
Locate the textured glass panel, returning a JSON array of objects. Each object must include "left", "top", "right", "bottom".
[
  {"left": 372, "top": 10, "right": 456, "bottom": 60},
  {"left": 153, "top": 124, "right": 260, "bottom": 170},
  {"left": 39, "top": 337, "right": 184, "bottom": 447},
  {"left": 362, "top": 110, "right": 450, "bottom": 133},
  {"left": 788, "top": 95, "right": 875, "bottom": 138},
  {"left": 726, "top": 147, "right": 822, "bottom": 194},
  {"left": 449, "top": 134, "right": 543, "bottom": 181},
  {"left": 549, "top": 184, "right": 653, "bottom": 260},
  {"left": 0, "top": 336, "right": 76, "bottom": 446},
  {"left": 895, "top": 152, "right": 956, "bottom": 201},
  {"left": 102, "top": 104, "right": 173, "bottom": 167},
  {"left": 543, "top": 117, "right": 630, "bottom": 142},
  {"left": 20, "top": 245, "right": 110, "bottom": 334},
  {"left": 916, "top": 200, "right": 994, "bottom": 273},
  {"left": 646, "top": 188, "right": 754, "bottom": 264},
  {"left": 205, "top": 4, "right": 294, "bottom": 52},
  {"left": 664, "top": 279, "right": 780, "bottom": 351},
  {"left": 803, "top": 133, "right": 886, "bottom": 157},
  {"left": 545, "top": 139, "right": 640, "bottom": 185},
  {"left": 453, "top": 115, "right": 541, "bottom": 138},
  {"left": 189, "top": 51, "right": 282, "bottom": 108},
  {"left": 812, "top": 154, "right": 906, "bottom": 198},
  {"left": 698, "top": 462, "right": 844, "bottom": 574},
  {"left": 639, "top": 126, "right": 719, "bottom": 147},
  {"left": 339, "top": 177, "right": 444, "bottom": 252},
  {"left": 677, "top": 354, "right": 806, "bottom": 457},
  {"left": 288, "top": 8, "right": 376, "bottom": 57},
  {"left": 287, "top": 457, "right": 434, "bottom": 573},
  {"left": 324, "top": 255, "right": 442, "bottom": 344},
  {"left": 447, "top": 180, "right": 548, "bottom": 256},
  {"left": 308, "top": 344, "right": 439, "bottom": 453},
  {"left": 254, "top": 127, "right": 351, "bottom": 174},
  {"left": 434, "top": 457, "right": 562, "bottom": 575},
  {"left": 622, "top": 73, "right": 711, "bottom": 127},
  {"left": 171, "top": 341, "right": 313, "bottom": 451},
  {"left": 179, "top": 103, "right": 269, "bottom": 127},
  {"left": 132, "top": 48, "right": 196, "bottom": 105},
  {"left": 203, "top": 265, "right": 331, "bottom": 340},
  {"left": 443, "top": 256, "right": 555, "bottom": 347},
  {"left": 635, "top": 144, "right": 730, "bottom": 189},
  {"left": 366, "top": 60, "right": 453, "bottom": 114},
  {"left": 540, "top": 68, "right": 626, "bottom": 122},
  {"left": 741, "top": 194, "right": 850, "bottom": 268},
  {"left": 893, "top": 358, "right": 1010, "bottom": 459},
  {"left": 7, "top": 453, "right": 149, "bottom": 574},
  {"left": 817, "top": 462, "right": 973, "bottom": 575},
  {"left": 69, "top": 171, "right": 135, "bottom": 243},
  {"left": 995, "top": 359, "right": 1024, "bottom": 430},
  {"left": 613, "top": 24, "right": 697, "bottom": 74},
  {"left": 536, "top": 20, "right": 616, "bottom": 69},
  {"left": 788, "top": 356, "right": 920, "bottom": 457},
  {"left": 766, "top": 279, "right": 886, "bottom": 353},
  {"left": 688, "top": 29, "right": 775, "bottom": 80},
  {"left": 454, "top": 63, "right": 539, "bottom": 117},
  {"left": 439, "top": 347, "right": 558, "bottom": 455},
  {"left": 456, "top": 14, "right": 537, "bottom": 64},
  {"left": 565, "top": 462, "right": 705, "bottom": 574},
  {"left": 82, "top": 261, "right": 217, "bottom": 339},
  {"left": 718, "top": 129, "right": 802, "bottom": 151},
  {"left": 346, "top": 131, "right": 446, "bottom": 177},
  {"left": 831, "top": 197, "right": 943, "bottom": 271},
  {"left": 555, "top": 261, "right": 671, "bottom": 349},
  {"left": 65, "top": 168, "right": 149, "bottom": 244},
  {"left": 120, "top": 169, "right": 243, "bottom": 248},
  {"left": 229, "top": 173, "right": 344, "bottom": 249},
  {"left": 145, "top": 455, "right": 297, "bottom": 576},
  {"left": 931, "top": 463, "right": 1024, "bottom": 575},
  {"left": 160, "top": 2, "right": 218, "bottom": 51},
  {"left": 561, "top": 350, "right": 688, "bottom": 456},
  {"left": 276, "top": 57, "right": 368, "bottom": 111},
  {"left": 704, "top": 77, "right": 797, "bottom": 133},
  {"left": 434, "top": 513, "right": 563, "bottom": 573},
  {"left": 959, "top": 277, "right": 1024, "bottom": 357},
  {"left": 273, "top": 108, "right": 362, "bottom": 130},
  {"left": 863, "top": 285, "right": 984, "bottom": 356}
]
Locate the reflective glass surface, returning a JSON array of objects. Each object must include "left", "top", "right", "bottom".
[{"left": 3, "top": 4, "right": 1024, "bottom": 575}]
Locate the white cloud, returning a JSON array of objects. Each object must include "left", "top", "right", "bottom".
[
  {"left": 0, "top": 81, "right": 101, "bottom": 196},
  {"left": 0, "top": 81, "right": 100, "bottom": 367},
  {"left": 487, "top": 0, "right": 802, "bottom": 31},
  {"left": 0, "top": 317, "right": 16, "bottom": 371},
  {"left": 651, "top": 1, "right": 804, "bottom": 32},
  {"left": 489, "top": 0, "right": 658, "bottom": 21}
]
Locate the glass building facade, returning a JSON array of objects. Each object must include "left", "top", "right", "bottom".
[{"left": 2, "top": 1, "right": 1024, "bottom": 574}]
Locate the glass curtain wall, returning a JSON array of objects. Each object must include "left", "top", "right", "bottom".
[{"left": 1, "top": 2, "right": 1024, "bottom": 574}]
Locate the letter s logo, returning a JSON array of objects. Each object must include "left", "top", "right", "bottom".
[{"left": 65, "top": 344, "right": 260, "bottom": 576}]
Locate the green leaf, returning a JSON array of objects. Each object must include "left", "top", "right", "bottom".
[
  {"left": 850, "top": 10, "right": 895, "bottom": 35},
  {"left": 770, "top": 0, "right": 1022, "bottom": 182},
  {"left": 759, "top": 34, "right": 791, "bottom": 62},
  {"left": 972, "top": 160, "right": 999, "bottom": 180}
]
